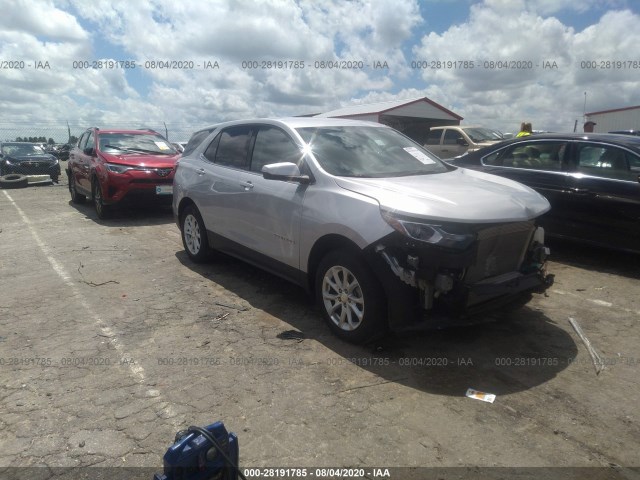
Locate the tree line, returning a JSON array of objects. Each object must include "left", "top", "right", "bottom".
[{"left": 12, "top": 136, "right": 78, "bottom": 144}]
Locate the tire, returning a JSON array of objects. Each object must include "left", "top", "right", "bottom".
[
  {"left": 315, "top": 250, "right": 387, "bottom": 343},
  {"left": 92, "top": 178, "right": 111, "bottom": 219},
  {"left": 180, "top": 205, "right": 210, "bottom": 262},
  {"left": 68, "top": 174, "right": 86, "bottom": 203},
  {"left": 0, "top": 174, "right": 28, "bottom": 189}
]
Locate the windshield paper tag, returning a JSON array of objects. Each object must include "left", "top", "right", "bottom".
[
  {"left": 154, "top": 141, "right": 170, "bottom": 150},
  {"left": 404, "top": 147, "right": 435, "bottom": 164}
]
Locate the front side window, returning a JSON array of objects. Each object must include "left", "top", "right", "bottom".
[
  {"left": 483, "top": 141, "right": 567, "bottom": 170},
  {"left": 84, "top": 132, "right": 95, "bottom": 151},
  {"left": 296, "top": 126, "right": 447, "bottom": 178},
  {"left": 250, "top": 127, "right": 302, "bottom": 173},
  {"left": 577, "top": 143, "right": 636, "bottom": 180},
  {"left": 443, "top": 129, "right": 464, "bottom": 145},
  {"left": 214, "top": 126, "right": 253, "bottom": 169}
]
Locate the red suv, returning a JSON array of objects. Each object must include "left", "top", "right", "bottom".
[{"left": 67, "top": 128, "right": 180, "bottom": 218}]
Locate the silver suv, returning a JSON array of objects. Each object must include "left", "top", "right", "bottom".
[{"left": 173, "top": 118, "right": 554, "bottom": 343}]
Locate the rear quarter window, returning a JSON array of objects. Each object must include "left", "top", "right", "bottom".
[{"left": 183, "top": 128, "right": 215, "bottom": 156}]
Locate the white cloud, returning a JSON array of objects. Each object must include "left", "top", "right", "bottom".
[
  {"left": 412, "top": 2, "right": 640, "bottom": 132},
  {"left": 1, "top": 0, "right": 639, "bottom": 140},
  {"left": 0, "top": 0, "right": 88, "bottom": 41}
]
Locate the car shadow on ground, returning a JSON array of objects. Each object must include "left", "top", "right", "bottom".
[
  {"left": 176, "top": 250, "right": 577, "bottom": 398},
  {"left": 67, "top": 199, "right": 175, "bottom": 227},
  {"left": 547, "top": 238, "right": 640, "bottom": 280}
]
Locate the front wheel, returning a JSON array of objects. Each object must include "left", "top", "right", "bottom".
[
  {"left": 315, "top": 250, "right": 387, "bottom": 343},
  {"left": 92, "top": 178, "right": 111, "bottom": 219},
  {"left": 181, "top": 205, "right": 210, "bottom": 262}
]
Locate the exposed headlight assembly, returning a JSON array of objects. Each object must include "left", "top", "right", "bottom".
[{"left": 381, "top": 211, "right": 476, "bottom": 250}]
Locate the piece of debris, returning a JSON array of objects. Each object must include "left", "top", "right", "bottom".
[
  {"left": 277, "top": 330, "right": 305, "bottom": 342},
  {"left": 465, "top": 388, "right": 496, "bottom": 403},
  {"left": 568, "top": 317, "right": 605, "bottom": 375},
  {"left": 215, "top": 301, "right": 249, "bottom": 311}
]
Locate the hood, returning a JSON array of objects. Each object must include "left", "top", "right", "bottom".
[
  {"left": 99, "top": 151, "right": 180, "bottom": 168},
  {"left": 7, "top": 154, "right": 57, "bottom": 163},
  {"left": 334, "top": 167, "right": 550, "bottom": 223}
]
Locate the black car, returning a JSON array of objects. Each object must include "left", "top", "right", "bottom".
[
  {"left": 0, "top": 142, "right": 61, "bottom": 182},
  {"left": 448, "top": 133, "right": 640, "bottom": 253}
]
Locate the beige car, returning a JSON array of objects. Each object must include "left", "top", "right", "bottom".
[{"left": 424, "top": 126, "right": 503, "bottom": 159}]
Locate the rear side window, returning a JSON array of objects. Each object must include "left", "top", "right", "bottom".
[
  {"left": 484, "top": 141, "right": 567, "bottom": 170},
  {"left": 214, "top": 126, "right": 253, "bottom": 169},
  {"left": 250, "top": 127, "right": 301, "bottom": 173},
  {"left": 202, "top": 133, "right": 221, "bottom": 163},
  {"left": 183, "top": 128, "right": 215, "bottom": 156},
  {"left": 425, "top": 130, "right": 442, "bottom": 145}
]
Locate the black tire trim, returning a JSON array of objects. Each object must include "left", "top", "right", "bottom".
[
  {"left": 69, "top": 175, "right": 86, "bottom": 203},
  {"left": 0, "top": 174, "right": 28, "bottom": 189},
  {"left": 92, "top": 179, "right": 110, "bottom": 219},
  {"left": 180, "top": 205, "right": 210, "bottom": 263},
  {"left": 315, "top": 250, "right": 387, "bottom": 344}
]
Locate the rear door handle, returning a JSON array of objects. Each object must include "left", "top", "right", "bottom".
[
  {"left": 239, "top": 180, "right": 254, "bottom": 190},
  {"left": 196, "top": 168, "right": 205, "bottom": 176}
]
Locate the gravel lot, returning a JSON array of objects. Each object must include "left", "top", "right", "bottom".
[{"left": 1, "top": 168, "right": 639, "bottom": 479}]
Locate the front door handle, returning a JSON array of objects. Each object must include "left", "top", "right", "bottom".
[
  {"left": 196, "top": 168, "right": 205, "bottom": 176},
  {"left": 239, "top": 180, "right": 254, "bottom": 190}
]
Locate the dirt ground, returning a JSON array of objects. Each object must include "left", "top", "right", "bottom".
[{"left": 1, "top": 167, "right": 639, "bottom": 479}]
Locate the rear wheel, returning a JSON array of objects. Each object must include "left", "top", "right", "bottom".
[
  {"left": 92, "top": 178, "right": 111, "bottom": 219},
  {"left": 69, "top": 174, "right": 86, "bottom": 203},
  {"left": 315, "top": 250, "right": 387, "bottom": 343},
  {"left": 181, "top": 205, "right": 210, "bottom": 262}
]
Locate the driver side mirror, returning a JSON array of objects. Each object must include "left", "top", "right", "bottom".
[
  {"left": 262, "top": 162, "right": 310, "bottom": 184},
  {"left": 83, "top": 147, "right": 95, "bottom": 156},
  {"left": 456, "top": 138, "right": 469, "bottom": 146}
]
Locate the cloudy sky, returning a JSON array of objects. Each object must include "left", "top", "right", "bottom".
[{"left": 1, "top": 0, "right": 639, "bottom": 141}]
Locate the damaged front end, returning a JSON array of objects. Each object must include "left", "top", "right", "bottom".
[{"left": 366, "top": 212, "right": 554, "bottom": 331}]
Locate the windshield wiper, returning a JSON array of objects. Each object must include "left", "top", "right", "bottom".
[{"left": 103, "top": 145, "right": 173, "bottom": 155}]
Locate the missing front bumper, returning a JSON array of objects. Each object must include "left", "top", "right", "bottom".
[{"left": 369, "top": 224, "right": 553, "bottom": 331}]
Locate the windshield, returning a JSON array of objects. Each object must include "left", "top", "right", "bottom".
[
  {"left": 1, "top": 143, "right": 46, "bottom": 156},
  {"left": 296, "top": 126, "right": 447, "bottom": 178},
  {"left": 463, "top": 127, "right": 500, "bottom": 143},
  {"left": 98, "top": 133, "right": 177, "bottom": 155}
]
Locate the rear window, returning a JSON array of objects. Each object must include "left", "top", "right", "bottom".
[
  {"left": 425, "top": 130, "right": 442, "bottom": 145},
  {"left": 183, "top": 128, "right": 216, "bottom": 156}
]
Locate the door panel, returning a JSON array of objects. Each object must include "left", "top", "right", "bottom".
[
  {"left": 481, "top": 140, "right": 572, "bottom": 236},
  {"left": 567, "top": 143, "right": 640, "bottom": 250},
  {"left": 231, "top": 126, "right": 306, "bottom": 268}
]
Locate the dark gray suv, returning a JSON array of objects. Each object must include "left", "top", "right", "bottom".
[{"left": 173, "top": 118, "right": 554, "bottom": 343}]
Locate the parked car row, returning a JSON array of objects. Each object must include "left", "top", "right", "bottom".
[{"left": 59, "top": 119, "right": 638, "bottom": 344}]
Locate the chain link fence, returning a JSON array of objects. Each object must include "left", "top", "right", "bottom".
[{"left": 0, "top": 121, "right": 198, "bottom": 147}]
